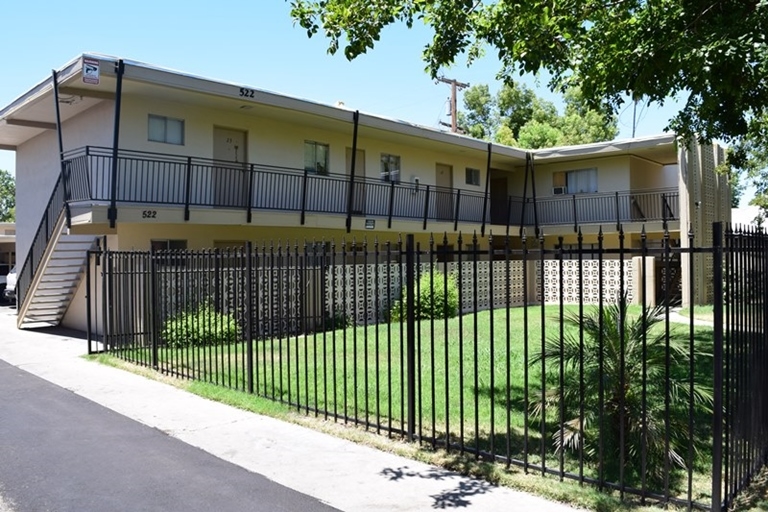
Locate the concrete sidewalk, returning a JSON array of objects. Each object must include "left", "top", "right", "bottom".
[{"left": 0, "top": 306, "right": 577, "bottom": 512}]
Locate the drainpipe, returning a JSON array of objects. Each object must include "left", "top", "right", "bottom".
[
  {"left": 345, "top": 110, "right": 360, "bottom": 233},
  {"left": 481, "top": 142, "right": 492, "bottom": 237},
  {"left": 108, "top": 59, "right": 125, "bottom": 229},
  {"left": 52, "top": 69, "right": 71, "bottom": 228}
]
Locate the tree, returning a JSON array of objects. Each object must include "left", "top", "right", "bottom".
[
  {"left": 0, "top": 170, "right": 14, "bottom": 223},
  {"left": 290, "top": 0, "right": 768, "bottom": 193},
  {"left": 456, "top": 83, "right": 617, "bottom": 149}
]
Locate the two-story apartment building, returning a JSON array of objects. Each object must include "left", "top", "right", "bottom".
[{"left": 0, "top": 53, "right": 730, "bottom": 330}]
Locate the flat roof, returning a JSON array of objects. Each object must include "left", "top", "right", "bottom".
[{"left": 0, "top": 53, "right": 679, "bottom": 165}]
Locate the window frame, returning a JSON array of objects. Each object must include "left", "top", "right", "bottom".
[
  {"left": 380, "top": 153, "right": 401, "bottom": 183},
  {"left": 465, "top": 167, "right": 481, "bottom": 186},
  {"left": 554, "top": 167, "right": 598, "bottom": 195},
  {"left": 304, "top": 140, "right": 330, "bottom": 175},
  {"left": 148, "top": 114, "right": 185, "bottom": 145}
]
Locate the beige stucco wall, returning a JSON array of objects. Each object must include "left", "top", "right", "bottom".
[
  {"left": 629, "top": 158, "right": 678, "bottom": 190},
  {"left": 62, "top": 234, "right": 116, "bottom": 334},
  {"left": 15, "top": 101, "right": 114, "bottom": 264},
  {"left": 118, "top": 95, "right": 492, "bottom": 190},
  {"left": 112, "top": 222, "right": 454, "bottom": 252},
  {"left": 506, "top": 156, "right": 631, "bottom": 198}
]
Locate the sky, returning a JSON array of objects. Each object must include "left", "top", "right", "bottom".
[{"left": 0, "top": 0, "right": 688, "bottom": 177}]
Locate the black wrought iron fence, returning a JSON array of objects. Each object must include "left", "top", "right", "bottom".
[{"left": 86, "top": 223, "right": 768, "bottom": 511}]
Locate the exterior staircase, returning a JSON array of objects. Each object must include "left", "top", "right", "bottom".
[{"left": 18, "top": 225, "right": 97, "bottom": 329}]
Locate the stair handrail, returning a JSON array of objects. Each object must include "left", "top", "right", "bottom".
[{"left": 16, "top": 174, "right": 65, "bottom": 311}]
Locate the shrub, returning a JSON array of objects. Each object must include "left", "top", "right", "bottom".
[
  {"left": 531, "top": 292, "right": 713, "bottom": 486},
  {"left": 161, "top": 304, "right": 240, "bottom": 348},
  {"left": 319, "top": 310, "right": 351, "bottom": 332},
  {"left": 390, "top": 271, "right": 459, "bottom": 321}
]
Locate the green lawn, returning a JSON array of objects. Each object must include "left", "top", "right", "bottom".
[
  {"left": 678, "top": 305, "right": 715, "bottom": 323},
  {"left": 115, "top": 304, "right": 717, "bottom": 506}
]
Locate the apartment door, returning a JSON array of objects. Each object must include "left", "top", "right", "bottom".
[
  {"left": 346, "top": 148, "right": 366, "bottom": 214},
  {"left": 213, "top": 127, "right": 248, "bottom": 208},
  {"left": 490, "top": 177, "right": 508, "bottom": 225},
  {"left": 435, "top": 164, "right": 453, "bottom": 221}
]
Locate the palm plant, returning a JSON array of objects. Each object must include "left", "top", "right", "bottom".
[{"left": 531, "top": 294, "right": 713, "bottom": 486}]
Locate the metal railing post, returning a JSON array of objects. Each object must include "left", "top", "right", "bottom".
[
  {"left": 454, "top": 189, "right": 462, "bottom": 232},
  {"left": 712, "top": 221, "right": 724, "bottom": 512},
  {"left": 405, "top": 234, "right": 416, "bottom": 441},
  {"left": 184, "top": 156, "right": 192, "bottom": 221},
  {"left": 572, "top": 194, "right": 578, "bottom": 233},
  {"left": 247, "top": 163, "right": 254, "bottom": 223},
  {"left": 300, "top": 167, "right": 309, "bottom": 225},
  {"left": 615, "top": 191, "right": 621, "bottom": 231},
  {"left": 387, "top": 180, "right": 396, "bottom": 229},
  {"left": 422, "top": 185, "right": 430, "bottom": 231},
  {"left": 108, "top": 59, "right": 125, "bottom": 229}
]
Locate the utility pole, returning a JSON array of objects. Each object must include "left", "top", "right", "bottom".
[{"left": 437, "top": 76, "right": 469, "bottom": 133}]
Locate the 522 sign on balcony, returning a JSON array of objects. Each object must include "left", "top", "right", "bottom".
[
  {"left": 142, "top": 210, "right": 157, "bottom": 219},
  {"left": 239, "top": 87, "right": 256, "bottom": 98}
]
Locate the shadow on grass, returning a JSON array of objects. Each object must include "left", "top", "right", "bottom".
[{"left": 380, "top": 465, "right": 494, "bottom": 509}]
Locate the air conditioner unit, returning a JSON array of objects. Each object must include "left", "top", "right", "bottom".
[{"left": 552, "top": 186, "right": 567, "bottom": 195}]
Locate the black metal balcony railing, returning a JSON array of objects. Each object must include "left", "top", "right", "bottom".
[{"left": 62, "top": 146, "right": 680, "bottom": 230}]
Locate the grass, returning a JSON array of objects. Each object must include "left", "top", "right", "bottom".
[
  {"left": 95, "top": 304, "right": 724, "bottom": 511},
  {"left": 678, "top": 305, "right": 715, "bottom": 323}
]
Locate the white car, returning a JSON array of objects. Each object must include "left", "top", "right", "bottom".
[{"left": 3, "top": 266, "right": 16, "bottom": 302}]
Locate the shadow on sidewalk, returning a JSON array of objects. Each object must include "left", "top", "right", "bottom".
[{"left": 381, "top": 466, "right": 492, "bottom": 509}]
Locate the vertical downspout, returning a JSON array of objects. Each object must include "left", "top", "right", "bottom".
[
  {"left": 108, "top": 59, "right": 125, "bottom": 229},
  {"left": 481, "top": 142, "right": 492, "bottom": 237},
  {"left": 345, "top": 110, "right": 360, "bottom": 234},
  {"left": 52, "top": 69, "right": 71, "bottom": 228}
]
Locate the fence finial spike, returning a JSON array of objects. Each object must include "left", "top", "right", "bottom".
[{"left": 443, "top": 232, "right": 449, "bottom": 245}]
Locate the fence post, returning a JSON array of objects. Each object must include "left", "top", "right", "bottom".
[
  {"left": 245, "top": 242, "right": 254, "bottom": 394},
  {"left": 711, "top": 221, "right": 724, "bottom": 512},
  {"left": 149, "top": 249, "right": 159, "bottom": 370},
  {"left": 86, "top": 250, "right": 93, "bottom": 354},
  {"left": 422, "top": 185, "right": 430, "bottom": 231},
  {"left": 405, "top": 234, "right": 416, "bottom": 441}
]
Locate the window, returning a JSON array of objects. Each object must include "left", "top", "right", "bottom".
[
  {"left": 148, "top": 114, "right": 184, "bottom": 145},
  {"left": 151, "top": 239, "right": 188, "bottom": 266},
  {"left": 553, "top": 168, "right": 597, "bottom": 194},
  {"left": 151, "top": 240, "right": 187, "bottom": 251},
  {"left": 213, "top": 240, "right": 247, "bottom": 250},
  {"left": 304, "top": 141, "right": 329, "bottom": 175},
  {"left": 380, "top": 154, "right": 400, "bottom": 183},
  {"left": 465, "top": 167, "right": 480, "bottom": 186}
]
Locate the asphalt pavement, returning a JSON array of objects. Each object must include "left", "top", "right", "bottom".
[
  {"left": 0, "top": 359, "right": 339, "bottom": 512},
  {"left": 0, "top": 305, "right": 579, "bottom": 511}
]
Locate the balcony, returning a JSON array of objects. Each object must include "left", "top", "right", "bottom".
[{"left": 62, "top": 146, "right": 680, "bottom": 231}]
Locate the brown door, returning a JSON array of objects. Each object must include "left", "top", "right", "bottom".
[
  {"left": 435, "top": 164, "right": 453, "bottom": 221},
  {"left": 346, "top": 148, "right": 366, "bottom": 214},
  {"left": 213, "top": 127, "right": 248, "bottom": 208}
]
